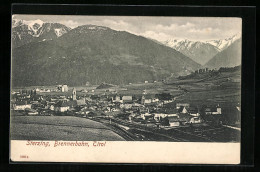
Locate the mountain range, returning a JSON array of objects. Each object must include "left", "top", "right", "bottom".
[
  {"left": 163, "top": 39, "right": 219, "bottom": 65},
  {"left": 205, "top": 33, "right": 241, "bottom": 51},
  {"left": 204, "top": 38, "right": 242, "bottom": 69},
  {"left": 12, "top": 21, "right": 200, "bottom": 87},
  {"left": 163, "top": 33, "right": 241, "bottom": 65},
  {"left": 11, "top": 19, "right": 241, "bottom": 87},
  {"left": 12, "top": 19, "right": 71, "bottom": 48}
]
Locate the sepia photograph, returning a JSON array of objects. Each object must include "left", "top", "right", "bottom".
[{"left": 10, "top": 14, "right": 243, "bottom": 163}]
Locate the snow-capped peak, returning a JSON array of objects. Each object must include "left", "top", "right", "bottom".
[
  {"left": 12, "top": 19, "right": 72, "bottom": 47},
  {"left": 23, "top": 19, "right": 44, "bottom": 27},
  {"left": 229, "top": 32, "right": 241, "bottom": 41},
  {"left": 12, "top": 19, "right": 25, "bottom": 28},
  {"left": 163, "top": 33, "right": 241, "bottom": 52},
  {"left": 13, "top": 19, "right": 44, "bottom": 28},
  {"left": 12, "top": 19, "right": 71, "bottom": 37},
  {"left": 23, "top": 19, "right": 44, "bottom": 33},
  {"left": 86, "top": 25, "right": 107, "bottom": 30},
  {"left": 12, "top": 19, "right": 45, "bottom": 35},
  {"left": 205, "top": 33, "right": 241, "bottom": 51},
  {"left": 54, "top": 28, "right": 69, "bottom": 37},
  {"left": 164, "top": 38, "right": 205, "bottom": 51}
]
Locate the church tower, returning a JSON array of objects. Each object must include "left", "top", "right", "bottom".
[
  {"left": 72, "top": 88, "right": 77, "bottom": 100},
  {"left": 141, "top": 95, "right": 145, "bottom": 105}
]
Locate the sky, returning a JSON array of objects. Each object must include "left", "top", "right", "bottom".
[{"left": 13, "top": 15, "right": 242, "bottom": 42}]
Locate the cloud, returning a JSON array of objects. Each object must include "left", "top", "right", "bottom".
[
  {"left": 142, "top": 31, "right": 171, "bottom": 42},
  {"left": 63, "top": 18, "right": 241, "bottom": 41},
  {"left": 59, "top": 20, "right": 80, "bottom": 29},
  {"left": 13, "top": 15, "right": 242, "bottom": 42},
  {"left": 188, "top": 27, "right": 219, "bottom": 34}
]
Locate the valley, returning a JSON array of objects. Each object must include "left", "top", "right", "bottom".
[
  {"left": 11, "top": 66, "right": 241, "bottom": 142},
  {"left": 10, "top": 18, "right": 242, "bottom": 142}
]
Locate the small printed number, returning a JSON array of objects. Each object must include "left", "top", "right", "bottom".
[{"left": 20, "top": 155, "right": 29, "bottom": 158}]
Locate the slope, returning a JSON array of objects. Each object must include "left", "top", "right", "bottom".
[
  {"left": 12, "top": 20, "right": 71, "bottom": 48},
  {"left": 12, "top": 25, "right": 201, "bottom": 87},
  {"left": 164, "top": 39, "right": 220, "bottom": 65},
  {"left": 204, "top": 39, "right": 241, "bottom": 69}
]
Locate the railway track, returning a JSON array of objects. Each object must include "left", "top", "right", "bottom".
[
  {"left": 102, "top": 117, "right": 230, "bottom": 142},
  {"left": 93, "top": 118, "right": 136, "bottom": 141},
  {"left": 94, "top": 117, "right": 188, "bottom": 141}
]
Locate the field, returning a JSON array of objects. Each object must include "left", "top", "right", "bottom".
[
  {"left": 167, "top": 69, "right": 241, "bottom": 106},
  {"left": 13, "top": 69, "right": 240, "bottom": 104},
  {"left": 10, "top": 116, "right": 125, "bottom": 141}
]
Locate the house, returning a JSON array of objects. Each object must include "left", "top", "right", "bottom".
[
  {"left": 141, "top": 95, "right": 155, "bottom": 105},
  {"left": 38, "top": 89, "right": 50, "bottom": 93},
  {"left": 13, "top": 102, "right": 32, "bottom": 110},
  {"left": 154, "top": 109, "right": 178, "bottom": 121},
  {"left": 78, "top": 107, "right": 92, "bottom": 115},
  {"left": 170, "top": 113, "right": 201, "bottom": 124},
  {"left": 108, "top": 88, "right": 116, "bottom": 92},
  {"left": 112, "top": 95, "right": 123, "bottom": 103},
  {"left": 178, "top": 113, "right": 193, "bottom": 125},
  {"left": 80, "top": 89, "right": 88, "bottom": 93},
  {"left": 190, "top": 116, "right": 202, "bottom": 123},
  {"left": 178, "top": 106, "right": 188, "bottom": 114},
  {"left": 132, "top": 103, "right": 143, "bottom": 107},
  {"left": 176, "top": 103, "right": 190, "bottom": 109},
  {"left": 112, "top": 95, "right": 133, "bottom": 103},
  {"left": 54, "top": 101, "right": 70, "bottom": 112},
  {"left": 50, "top": 105, "right": 55, "bottom": 111},
  {"left": 154, "top": 113, "right": 168, "bottom": 121},
  {"left": 76, "top": 98, "right": 86, "bottom": 106},
  {"left": 163, "top": 100, "right": 173, "bottom": 104},
  {"left": 165, "top": 109, "right": 179, "bottom": 117},
  {"left": 122, "top": 95, "right": 132, "bottom": 100},
  {"left": 62, "top": 85, "right": 68, "bottom": 92},
  {"left": 27, "top": 109, "right": 39, "bottom": 115},
  {"left": 120, "top": 104, "right": 133, "bottom": 109},
  {"left": 205, "top": 105, "right": 222, "bottom": 115},
  {"left": 152, "top": 98, "right": 159, "bottom": 103},
  {"left": 157, "top": 102, "right": 164, "bottom": 107},
  {"left": 168, "top": 116, "right": 180, "bottom": 127},
  {"left": 122, "top": 95, "right": 133, "bottom": 103},
  {"left": 57, "top": 85, "right": 68, "bottom": 92},
  {"left": 143, "top": 98, "right": 152, "bottom": 104},
  {"left": 141, "top": 112, "right": 153, "bottom": 120},
  {"left": 54, "top": 100, "right": 78, "bottom": 112},
  {"left": 188, "top": 107, "right": 200, "bottom": 116}
]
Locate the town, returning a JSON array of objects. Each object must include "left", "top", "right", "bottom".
[{"left": 10, "top": 80, "right": 241, "bottom": 142}]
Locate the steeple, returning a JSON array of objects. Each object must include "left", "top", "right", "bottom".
[{"left": 72, "top": 88, "right": 76, "bottom": 100}]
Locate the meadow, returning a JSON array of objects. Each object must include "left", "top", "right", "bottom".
[{"left": 10, "top": 116, "right": 125, "bottom": 141}]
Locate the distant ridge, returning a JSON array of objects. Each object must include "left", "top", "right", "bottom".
[
  {"left": 12, "top": 19, "right": 71, "bottom": 48},
  {"left": 163, "top": 39, "right": 219, "bottom": 65},
  {"left": 205, "top": 33, "right": 241, "bottom": 51},
  {"left": 204, "top": 39, "right": 241, "bottom": 69},
  {"left": 162, "top": 33, "right": 241, "bottom": 65}
]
